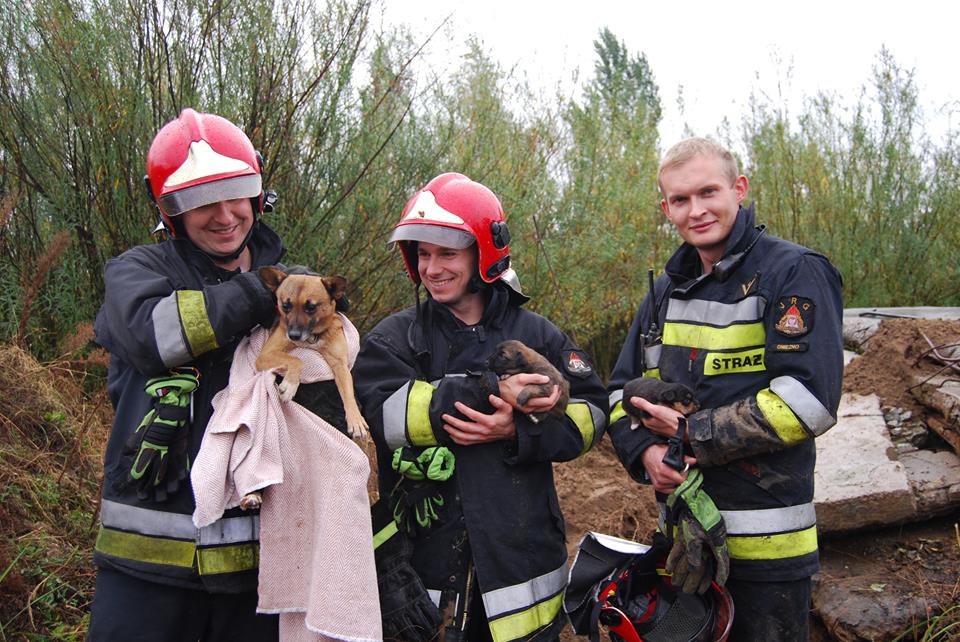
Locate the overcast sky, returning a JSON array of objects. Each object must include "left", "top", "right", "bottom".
[{"left": 378, "top": 0, "right": 958, "bottom": 146}]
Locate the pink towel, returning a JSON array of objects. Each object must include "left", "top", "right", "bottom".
[{"left": 192, "top": 318, "right": 381, "bottom": 642}]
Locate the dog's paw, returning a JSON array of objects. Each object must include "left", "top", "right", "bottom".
[
  {"left": 240, "top": 491, "right": 262, "bottom": 511},
  {"left": 277, "top": 378, "right": 300, "bottom": 403}
]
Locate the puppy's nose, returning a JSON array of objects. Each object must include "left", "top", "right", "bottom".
[{"left": 287, "top": 327, "right": 307, "bottom": 342}]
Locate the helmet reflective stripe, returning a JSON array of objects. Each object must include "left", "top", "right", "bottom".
[
  {"left": 164, "top": 140, "right": 253, "bottom": 189},
  {"left": 159, "top": 174, "right": 262, "bottom": 218},
  {"left": 388, "top": 220, "right": 475, "bottom": 250}
]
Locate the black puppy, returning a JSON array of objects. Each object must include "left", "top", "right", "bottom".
[
  {"left": 485, "top": 340, "right": 570, "bottom": 423},
  {"left": 622, "top": 377, "right": 699, "bottom": 427}
]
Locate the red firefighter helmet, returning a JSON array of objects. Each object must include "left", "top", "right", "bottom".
[
  {"left": 145, "top": 108, "right": 265, "bottom": 236},
  {"left": 389, "top": 173, "right": 525, "bottom": 299},
  {"left": 565, "top": 532, "right": 734, "bottom": 642}
]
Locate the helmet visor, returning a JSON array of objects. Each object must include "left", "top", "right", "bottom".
[
  {"left": 388, "top": 223, "right": 475, "bottom": 250},
  {"left": 159, "top": 174, "right": 262, "bottom": 217}
]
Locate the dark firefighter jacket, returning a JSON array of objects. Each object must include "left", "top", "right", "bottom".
[
  {"left": 354, "top": 285, "right": 608, "bottom": 641},
  {"left": 93, "top": 221, "right": 312, "bottom": 593},
  {"left": 608, "top": 205, "right": 844, "bottom": 582}
]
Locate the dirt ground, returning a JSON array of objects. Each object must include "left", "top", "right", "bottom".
[{"left": 553, "top": 318, "right": 960, "bottom": 641}]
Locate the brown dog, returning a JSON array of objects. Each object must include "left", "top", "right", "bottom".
[
  {"left": 240, "top": 267, "right": 369, "bottom": 510},
  {"left": 622, "top": 377, "right": 699, "bottom": 427},
  {"left": 255, "top": 266, "right": 369, "bottom": 439},
  {"left": 485, "top": 340, "right": 570, "bottom": 423}
]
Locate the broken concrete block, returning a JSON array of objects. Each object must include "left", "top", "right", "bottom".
[
  {"left": 814, "top": 394, "right": 916, "bottom": 533},
  {"left": 813, "top": 575, "right": 929, "bottom": 642},
  {"left": 898, "top": 448, "right": 960, "bottom": 515}
]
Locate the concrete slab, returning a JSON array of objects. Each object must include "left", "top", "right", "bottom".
[
  {"left": 844, "top": 307, "right": 960, "bottom": 320},
  {"left": 898, "top": 448, "right": 960, "bottom": 515},
  {"left": 814, "top": 393, "right": 917, "bottom": 533}
]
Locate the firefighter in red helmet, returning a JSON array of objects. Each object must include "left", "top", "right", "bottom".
[
  {"left": 88, "top": 109, "right": 335, "bottom": 641},
  {"left": 354, "top": 173, "right": 609, "bottom": 641}
]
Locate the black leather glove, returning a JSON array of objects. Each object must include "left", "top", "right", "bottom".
[
  {"left": 234, "top": 269, "right": 278, "bottom": 330},
  {"left": 372, "top": 500, "right": 442, "bottom": 641},
  {"left": 124, "top": 373, "right": 198, "bottom": 502}
]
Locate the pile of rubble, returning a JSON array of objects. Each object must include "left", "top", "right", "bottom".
[{"left": 812, "top": 309, "right": 960, "bottom": 641}]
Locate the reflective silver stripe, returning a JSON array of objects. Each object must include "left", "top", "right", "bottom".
[
  {"left": 720, "top": 503, "right": 817, "bottom": 535},
  {"left": 609, "top": 389, "right": 623, "bottom": 408},
  {"left": 101, "top": 499, "right": 259, "bottom": 543},
  {"left": 570, "top": 398, "right": 607, "bottom": 433},
  {"left": 666, "top": 296, "right": 765, "bottom": 326},
  {"left": 431, "top": 374, "right": 466, "bottom": 385},
  {"left": 657, "top": 499, "right": 816, "bottom": 536},
  {"left": 482, "top": 562, "right": 567, "bottom": 618},
  {"left": 160, "top": 174, "right": 261, "bottom": 217},
  {"left": 382, "top": 382, "right": 412, "bottom": 450},
  {"left": 426, "top": 589, "right": 442, "bottom": 608},
  {"left": 644, "top": 343, "right": 662, "bottom": 369},
  {"left": 152, "top": 293, "right": 191, "bottom": 367},
  {"left": 769, "top": 376, "right": 835, "bottom": 436},
  {"left": 101, "top": 499, "right": 195, "bottom": 539},
  {"left": 198, "top": 514, "right": 260, "bottom": 545}
]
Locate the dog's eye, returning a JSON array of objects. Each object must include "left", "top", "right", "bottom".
[
  {"left": 281, "top": 300, "right": 292, "bottom": 312},
  {"left": 304, "top": 302, "right": 317, "bottom": 314}
]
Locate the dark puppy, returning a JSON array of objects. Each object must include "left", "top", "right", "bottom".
[
  {"left": 485, "top": 340, "right": 570, "bottom": 423},
  {"left": 622, "top": 377, "right": 699, "bottom": 428}
]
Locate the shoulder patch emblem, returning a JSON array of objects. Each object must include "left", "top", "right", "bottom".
[
  {"left": 563, "top": 349, "right": 593, "bottom": 379},
  {"left": 774, "top": 296, "right": 814, "bottom": 337}
]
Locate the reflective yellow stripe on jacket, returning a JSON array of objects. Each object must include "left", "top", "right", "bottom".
[
  {"left": 484, "top": 563, "right": 567, "bottom": 641},
  {"left": 757, "top": 376, "right": 837, "bottom": 442},
  {"left": 95, "top": 500, "right": 259, "bottom": 575},
  {"left": 153, "top": 290, "right": 218, "bottom": 367},
  {"left": 658, "top": 501, "right": 818, "bottom": 561},
  {"left": 382, "top": 380, "right": 439, "bottom": 450},
  {"left": 565, "top": 398, "right": 606, "bottom": 454}
]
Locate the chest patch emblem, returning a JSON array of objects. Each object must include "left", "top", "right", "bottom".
[{"left": 774, "top": 296, "right": 814, "bottom": 337}]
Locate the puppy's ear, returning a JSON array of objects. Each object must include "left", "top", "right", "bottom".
[
  {"left": 322, "top": 276, "right": 350, "bottom": 312},
  {"left": 258, "top": 266, "right": 287, "bottom": 293},
  {"left": 322, "top": 276, "right": 347, "bottom": 299}
]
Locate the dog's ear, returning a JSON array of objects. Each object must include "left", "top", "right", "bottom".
[
  {"left": 322, "top": 276, "right": 347, "bottom": 299},
  {"left": 322, "top": 276, "right": 350, "bottom": 312},
  {"left": 258, "top": 266, "right": 287, "bottom": 293}
]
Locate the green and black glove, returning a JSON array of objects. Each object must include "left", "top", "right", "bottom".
[
  {"left": 124, "top": 372, "right": 198, "bottom": 502},
  {"left": 372, "top": 500, "right": 442, "bottom": 642},
  {"left": 390, "top": 446, "right": 455, "bottom": 538},
  {"left": 665, "top": 468, "right": 730, "bottom": 595}
]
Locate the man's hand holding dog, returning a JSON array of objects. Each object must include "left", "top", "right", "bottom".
[
  {"left": 442, "top": 374, "right": 560, "bottom": 445},
  {"left": 631, "top": 397, "right": 699, "bottom": 493}
]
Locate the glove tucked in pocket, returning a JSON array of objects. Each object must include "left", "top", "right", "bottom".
[{"left": 124, "top": 372, "right": 198, "bottom": 502}]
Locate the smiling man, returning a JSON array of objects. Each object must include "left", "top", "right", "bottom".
[
  {"left": 89, "top": 109, "right": 292, "bottom": 641},
  {"left": 354, "top": 173, "right": 608, "bottom": 642},
  {"left": 607, "top": 138, "right": 844, "bottom": 640}
]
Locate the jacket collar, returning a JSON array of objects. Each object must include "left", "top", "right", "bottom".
[{"left": 664, "top": 202, "right": 757, "bottom": 286}]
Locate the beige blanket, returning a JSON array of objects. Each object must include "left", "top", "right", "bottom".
[{"left": 191, "top": 318, "right": 381, "bottom": 642}]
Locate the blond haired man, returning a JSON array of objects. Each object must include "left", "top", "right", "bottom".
[{"left": 608, "top": 137, "right": 843, "bottom": 640}]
